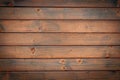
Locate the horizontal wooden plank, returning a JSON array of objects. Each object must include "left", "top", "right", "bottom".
[
  {"left": 0, "top": 71, "right": 120, "bottom": 80},
  {"left": 0, "top": 0, "right": 118, "bottom": 7},
  {"left": 0, "top": 8, "right": 120, "bottom": 19},
  {"left": 0, "top": 59, "right": 120, "bottom": 71},
  {"left": 0, "top": 46, "right": 120, "bottom": 58},
  {"left": 0, "top": 20, "right": 120, "bottom": 32},
  {"left": 0, "top": 33, "right": 120, "bottom": 45}
]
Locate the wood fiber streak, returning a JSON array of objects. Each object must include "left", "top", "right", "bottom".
[{"left": 0, "top": 8, "right": 120, "bottom": 19}]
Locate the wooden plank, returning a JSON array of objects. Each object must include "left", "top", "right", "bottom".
[
  {"left": 0, "top": 71, "right": 120, "bottom": 80},
  {"left": 0, "top": 59, "right": 120, "bottom": 71},
  {"left": 0, "top": 8, "right": 120, "bottom": 19},
  {"left": 0, "top": 33, "right": 120, "bottom": 45},
  {"left": 0, "top": 20, "right": 120, "bottom": 32},
  {"left": 0, "top": 0, "right": 118, "bottom": 7},
  {"left": 0, "top": 46, "right": 120, "bottom": 58}
]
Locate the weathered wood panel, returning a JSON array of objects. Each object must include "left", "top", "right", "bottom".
[
  {"left": 0, "top": 0, "right": 118, "bottom": 7},
  {"left": 0, "top": 33, "right": 120, "bottom": 45},
  {"left": 0, "top": 20, "right": 120, "bottom": 32},
  {"left": 0, "top": 8, "right": 120, "bottom": 19},
  {"left": 0, "top": 71, "right": 120, "bottom": 80},
  {"left": 0, "top": 46, "right": 120, "bottom": 58},
  {"left": 0, "top": 59, "right": 120, "bottom": 71},
  {"left": 0, "top": 0, "right": 119, "bottom": 80}
]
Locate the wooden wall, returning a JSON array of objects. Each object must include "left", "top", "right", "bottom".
[{"left": 0, "top": 0, "right": 120, "bottom": 80}]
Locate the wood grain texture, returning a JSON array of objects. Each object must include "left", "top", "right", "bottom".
[
  {"left": 0, "top": 0, "right": 119, "bottom": 79},
  {"left": 0, "top": 46, "right": 120, "bottom": 58},
  {"left": 0, "top": 0, "right": 118, "bottom": 7},
  {"left": 0, "top": 71, "right": 120, "bottom": 80},
  {"left": 0, "top": 33, "right": 120, "bottom": 45},
  {"left": 0, "top": 20, "right": 120, "bottom": 32},
  {"left": 0, "top": 59, "right": 120, "bottom": 71},
  {"left": 0, "top": 8, "right": 120, "bottom": 19}
]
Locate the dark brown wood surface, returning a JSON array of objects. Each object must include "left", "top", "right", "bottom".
[
  {"left": 0, "top": 0, "right": 118, "bottom": 7},
  {"left": 0, "top": 20, "right": 120, "bottom": 32},
  {"left": 0, "top": 46, "right": 120, "bottom": 58},
  {"left": 0, "top": 33, "right": 120, "bottom": 45},
  {"left": 0, "top": 71, "right": 120, "bottom": 80},
  {"left": 0, "top": 59, "right": 120, "bottom": 71},
  {"left": 0, "top": 8, "right": 120, "bottom": 19},
  {"left": 0, "top": 0, "right": 120, "bottom": 80}
]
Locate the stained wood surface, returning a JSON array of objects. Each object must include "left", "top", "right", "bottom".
[
  {"left": 0, "top": 59, "right": 120, "bottom": 71},
  {"left": 0, "top": 46, "right": 120, "bottom": 58},
  {"left": 0, "top": 0, "right": 118, "bottom": 7},
  {"left": 0, "top": 1, "right": 120, "bottom": 79},
  {"left": 0, "top": 20, "right": 120, "bottom": 32},
  {"left": 0, "top": 8, "right": 120, "bottom": 19},
  {"left": 0, "top": 33, "right": 120, "bottom": 45},
  {"left": 0, "top": 71, "right": 120, "bottom": 80}
]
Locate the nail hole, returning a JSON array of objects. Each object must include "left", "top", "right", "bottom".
[
  {"left": 31, "top": 47, "right": 36, "bottom": 54},
  {"left": 116, "top": 10, "right": 120, "bottom": 16},
  {"left": 59, "top": 59, "right": 65, "bottom": 64},
  {"left": 76, "top": 59, "right": 82, "bottom": 64},
  {"left": 61, "top": 66, "right": 67, "bottom": 70},
  {"left": 37, "top": 9, "right": 40, "bottom": 12},
  {"left": 117, "top": 10, "right": 120, "bottom": 13}
]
